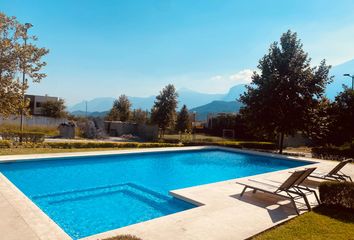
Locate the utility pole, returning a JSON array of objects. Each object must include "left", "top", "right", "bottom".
[
  {"left": 85, "top": 101, "right": 88, "bottom": 118},
  {"left": 20, "top": 23, "right": 33, "bottom": 136},
  {"left": 343, "top": 74, "right": 354, "bottom": 90}
]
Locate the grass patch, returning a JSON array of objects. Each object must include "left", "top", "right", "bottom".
[
  {"left": 0, "top": 141, "right": 182, "bottom": 155},
  {"left": 163, "top": 134, "right": 225, "bottom": 142},
  {"left": 252, "top": 206, "right": 354, "bottom": 240},
  {"left": 0, "top": 123, "right": 58, "bottom": 136},
  {"left": 0, "top": 147, "right": 133, "bottom": 155}
]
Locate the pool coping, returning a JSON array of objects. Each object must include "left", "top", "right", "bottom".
[{"left": 0, "top": 146, "right": 336, "bottom": 240}]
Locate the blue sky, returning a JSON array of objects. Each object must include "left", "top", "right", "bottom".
[{"left": 1, "top": 0, "right": 354, "bottom": 105}]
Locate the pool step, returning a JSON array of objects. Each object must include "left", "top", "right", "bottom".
[{"left": 32, "top": 183, "right": 170, "bottom": 205}]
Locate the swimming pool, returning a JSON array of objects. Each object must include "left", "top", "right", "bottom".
[{"left": 0, "top": 148, "right": 311, "bottom": 239}]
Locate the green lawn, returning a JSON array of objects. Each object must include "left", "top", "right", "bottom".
[
  {"left": 163, "top": 133, "right": 226, "bottom": 142},
  {"left": 0, "top": 147, "right": 131, "bottom": 155},
  {"left": 252, "top": 206, "right": 354, "bottom": 240}
]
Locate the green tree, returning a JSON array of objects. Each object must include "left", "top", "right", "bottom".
[
  {"left": 329, "top": 87, "right": 354, "bottom": 145},
  {"left": 151, "top": 84, "right": 178, "bottom": 137},
  {"left": 0, "top": 13, "right": 48, "bottom": 118},
  {"left": 106, "top": 94, "right": 131, "bottom": 121},
  {"left": 106, "top": 107, "right": 119, "bottom": 121},
  {"left": 176, "top": 105, "right": 191, "bottom": 132},
  {"left": 41, "top": 99, "right": 68, "bottom": 119},
  {"left": 303, "top": 97, "right": 332, "bottom": 146},
  {"left": 131, "top": 108, "right": 148, "bottom": 124},
  {"left": 240, "top": 30, "right": 332, "bottom": 153}
]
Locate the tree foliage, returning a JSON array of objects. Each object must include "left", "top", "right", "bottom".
[
  {"left": 240, "top": 30, "right": 332, "bottom": 153},
  {"left": 131, "top": 108, "right": 148, "bottom": 124},
  {"left": 207, "top": 114, "right": 255, "bottom": 140},
  {"left": 303, "top": 97, "right": 332, "bottom": 145},
  {"left": 41, "top": 99, "right": 68, "bottom": 119},
  {"left": 176, "top": 105, "right": 191, "bottom": 132},
  {"left": 0, "top": 13, "right": 48, "bottom": 118},
  {"left": 106, "top": 94, "right": 131, "bottom": 121},
  {"left": 329, "top": 87, "right": 354, "bottom": 145},
  {"left": 151, "top": 84, "right": 178, "bottom": 137}
]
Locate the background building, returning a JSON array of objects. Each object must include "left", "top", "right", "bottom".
[{"left": 25, "top": 94, "right": 59, "bottom": 116}]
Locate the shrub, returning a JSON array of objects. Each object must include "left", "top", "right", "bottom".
[
  {"left": 159, "top": 138, "right": 181, "bottom": 144},
  {"left": 312, "top": 144, "right": 354, "bottom": 160},
  {"left": 183, "top": 141, "right": 277, "bottom": 150},
  {"left": 319, "top": 181, "right": 354, "bottom": 209},
  {"left": 0, "top": 130, "right": 45, "bottom": 143},
  {"left": 103, "top": 235, "right": 142, "bottom": 240},
  {"left": 46, "top": 141, "right": 181, "bottom": 149},
  {"left": 238, "top": 142, "right": 277, "bottom": 150},
  {"left": 0, "top": 140, "right": 12, "bottom": 148}
]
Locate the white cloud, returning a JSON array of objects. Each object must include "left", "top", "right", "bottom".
[
  {"left": 169, "top": 69, "right": 255, "bottom": 94},
  {"left": 205, "top": 69, "right": 254, "bottom": 92},
  {"left": 229, "top": 69, "right": 254, "bottom": 83},
  {"left": 210, "top": 75, "right": 223, "bottom": 81}
]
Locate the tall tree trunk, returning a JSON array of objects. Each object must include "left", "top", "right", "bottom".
[{"left": 279, "top": 131, "right": 284, "bottom": 154}]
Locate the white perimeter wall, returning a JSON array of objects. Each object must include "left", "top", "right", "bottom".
[{"left": 0, "top": 115, "right": 67, "bottom": 127}]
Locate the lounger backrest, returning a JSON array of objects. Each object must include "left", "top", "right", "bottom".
[
  {"left": 328, "top": 159, "right": 352, "bottom": 175},
  {"left": 278, "top": 170, "right": 307, "bottom": 191},
  {"left": 293, "top": 167, "right": 317, "bottom": 186}
]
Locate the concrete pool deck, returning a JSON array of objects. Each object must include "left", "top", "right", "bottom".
[{"left": 0, "top": 146, "right": 353, "bottom": 240}]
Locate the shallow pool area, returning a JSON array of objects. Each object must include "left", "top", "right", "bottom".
[{"left": 0, "top": 149, "right": 312, "bottom": 239}]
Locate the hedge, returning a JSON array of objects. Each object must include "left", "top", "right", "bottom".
[
  {"left": 312, "top": 145, "right": 354, "bottom": 160},
  {"left": 184, "top": 141, "right": 277, "bottom": 150},
  {"left": 319, "top": 181, "right": 354, "bottom": 209},
  {"left": 45, "top": 141, "right": 182, "bottom": 149},
  {"left": 0, "top": 130, "right": 45, "bottom": 143},
  {"left": 0, "top": 137, "right": 276, "bottom": 151},
  {"left": 0, "top": 140, "right": 12, "bottom": 148}
]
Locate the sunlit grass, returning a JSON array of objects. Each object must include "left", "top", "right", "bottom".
[
  {"left": 252, "top": 206, "right": 354, "bottom": 240},
  {"left": 0, "top": 147, "right": 132, "bottom": 155},
  {"left": 0, "top": 123, "right": 58, "bottom": 136}
]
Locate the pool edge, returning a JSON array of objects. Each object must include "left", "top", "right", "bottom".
[{"left": 0, "top": 146, "right": 325, "bottom": 240}]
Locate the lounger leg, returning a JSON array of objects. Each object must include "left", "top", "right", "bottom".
[
  {"left": 297, "top": 186, "right": 321, "bottom": 206},
  {"left": 252, "top": 189, "right": 257, "bottom": 194},
  {"left": 302, "top": 195, "right": 312, "bottom": 211},
  {"left": 240, "top": 186, "right": 247, "bottom": 197},
  {"left": 290, "top": 198, "right": 300, "bottom": 215},
  {"left": 313, "top": 191, "right": 321, "bottom": 205},
  {"left": 344, "top": 175, "right": 352, "bottom": 182}
]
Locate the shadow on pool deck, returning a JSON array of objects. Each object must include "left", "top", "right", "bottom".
[{"left": 231, "top": 192, "right": 310, "bottom": 223}]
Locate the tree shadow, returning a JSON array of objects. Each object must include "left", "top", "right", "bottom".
[{"left": 314, "top": 205, "right": 354, "bottom": 223}]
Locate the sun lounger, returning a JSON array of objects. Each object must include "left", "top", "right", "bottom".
[
  {"left": 292, "top": 168, "right": 320, "bottom": 206},
  {"left": 237, "top": 169, "right": 316, "bottom": 215},
  {"left": 310, "top": 159, "right": 352, "bottom": 182}
]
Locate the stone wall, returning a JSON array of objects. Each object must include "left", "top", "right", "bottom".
[{"left": 283, "top": 133, "right": 312, "bottom": 147}]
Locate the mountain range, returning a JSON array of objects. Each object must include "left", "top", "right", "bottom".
[
  {"left": 69, "top": 84, "right": 247, "bottom": 113},
  {"left": 69, "top": 59, "right": 354, "bottom": 120}
]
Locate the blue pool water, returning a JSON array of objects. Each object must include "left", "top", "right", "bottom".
[{"left": 0, "top": 149, "right": 310, "bottom": 239}]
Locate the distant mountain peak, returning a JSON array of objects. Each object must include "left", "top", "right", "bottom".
[
  {"left": 69, "top": 84, "right": 247, "bottom": 113},
  {"left": 178, "top": 87, "right": 193, "bottom": 92}
]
